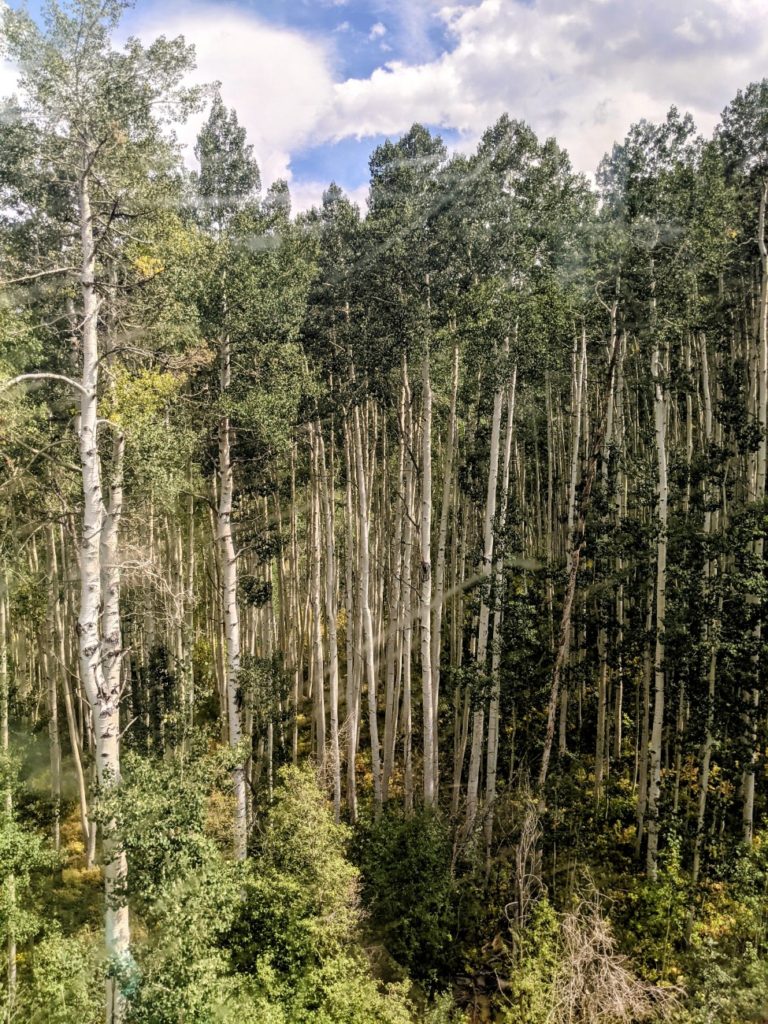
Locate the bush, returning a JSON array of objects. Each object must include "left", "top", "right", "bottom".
[
  {"left": 230, "top": 764, "right": 414, "bottom": 1023},
  {"left": 15, "top": 928, "right": 103, "bottom": 1024},
  {"left": 354, "top": 806, "right": 456, "bottom": 987}
]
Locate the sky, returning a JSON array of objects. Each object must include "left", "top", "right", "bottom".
[{"left": 3, "top": 0, "right": 768, "bottom": 212}]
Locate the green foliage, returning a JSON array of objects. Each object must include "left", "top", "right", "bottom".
[
  {"left": 103, "top": 365, "right": 197, "bottom": 510},
  {"left": 15, "top": 927, "right": 104, "bottom": 1024},
  {"left": 127, "top": 854, "right": 250, "bottom": 1024},
  {"left": 193, "top": 92, "right": 261, "bottom": 231},
  {"left": 665, "top": 835, "right": 768, "bottom": 1023},
  {"left": 230, "top": 765, "right": 414, "bottom": 1023},
  {"left": 613, "top": 839, "right": 692, "bottom": 982},
  {"left": 497, "top": 897, "right": 560, "bottom": 1024},
  {"left": 105, "top": 746, "right": 230, "bottom": 915},
  {"left": 0, "top": 757, "right": 58, "bottom": 954},
  {"left": 354, "top": 807, "right": 456, "bottom": 987},
  {"left": 97, "top": 757, "right": 417, "bottom": 1023}
]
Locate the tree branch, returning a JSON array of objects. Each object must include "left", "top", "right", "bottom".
[
  {"left": 0, "top": 373, "right": 88, "bottom": 397},
  {"left": 0, "top": 267, "right": 77, "bottom": 286}
]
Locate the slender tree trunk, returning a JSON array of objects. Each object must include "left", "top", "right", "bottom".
[
  {"left": 77, "top": 156, "right": 130, "bottom": 1024},
  {"left": 743, "top": 181, "right": 768, "bottom": 843},
  {"left": 430, "top": 337, "right": 459, "bottom": 798},
  {"left": 693, "top": 336, "right": 719, "bottom": 881},
  {"left": 316, "top": 424, "right": 341, "bottom": 818},
  {"left": 465, "top": 367, "right": 505, "bottom": 835},
  {"left": 420, "top": 343, "right": 436, "bottom": 807},
  {"left": 402, "top": 356, "right": 416, "bottom": 814},
  {"left": 538, "top": 331, "right": 618, "bottom": 806},
  {"left": 559, "top": 329, "right": 587, "bottom": 754},
  {"left": 343, "top": 421, "right": 359, "bottom": 819},
  {"left": 635, "top": 576, "right": 654, "bottom": 857},
  {"left": 383, "top": 383, "right": 407, "bottom": 802},
  {"left": 217, "top": 331, "right": 246, "bottom": 860},
  {"left": 353, "top": 398, "right": 383, "bottom": 810},
  {"left": 309, "top": 440, "right": 326, "bottom": 767},
  {"left": 485, "top": 363, "right": 517, "bottom": 862},
  {"left": 50, "top": 527, "right": 91, "bottom": 858},
  {"left": 646, "top": 334, "right": 669, "bottom": 880},
  {"left": 1, "top": 583, "right": 16, "bottom": 1020}
]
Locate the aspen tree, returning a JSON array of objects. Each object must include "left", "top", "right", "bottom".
[
  {"left": 465, "top": 367, "right": 504, "bottom": 835},
  {"left": 646, "top": 328, "right": 669, "bottom": 879}
]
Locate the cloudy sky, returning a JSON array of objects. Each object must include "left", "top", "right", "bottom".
[{"left": 4, "top": 0, "right": 768, "bottom": 210}]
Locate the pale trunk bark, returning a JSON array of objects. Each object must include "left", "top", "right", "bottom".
[
  {"left": 317, "top": 424, "right": 341, "bottom": 818},
  {"left": 51, "top": 527, "right": 91, "bottom": 858},
  {"left": 353, "top": 400, "right": 383, "bottom": 809},
  {"left": 595, "top": 304, "right": 618, "bottom": 800},
  {"left": 1, "top": 584, "right": 15, "bottom": 1019},
  {"left": 383, "top": 384, "right": 407, "bottom": 802},
  {"left": 217, "top": 333, "right": 246, "bottom": 861},
  {"left": 430, "top": 338, "right": 459, "bottom": 797},
  {"left": 693, "top": 336, "right": 718, "bottom": 882},
  {"left": 560, "top": 329, "right": 587, "bottom": 753},
  {"left": 465, "top": 370, "right": 504, "bottom": 835},
  {"left": 402, "top": 356, "right": 415, "bottom": 814},
  {"left": 743, "top": 181, "right": 768, "bottom": 843},
  {"left": 77, "top": 158, "right": 130, "bottom": 1024},
  {"left": 310, "top": 442, "right": 326, "bottom": 767},
  {"left": 485, "top": 364, "right": 517, "bottom": 860},
  {"left": 420, "top": 346, "right": 436, "bottom": 807},
  {"left": 646, "top": 335, "right": 668, "bottom": 880},
  {"left": 538, "top": 331, "right": 617, "bottom": 806},
  {"left": 343, "top": 421, "right": 359, "bottom": 820}
]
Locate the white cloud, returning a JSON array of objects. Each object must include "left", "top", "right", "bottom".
[
  {"left": 3, "top": 0, "right": 767, "bottom": 211},
  {"left": 0, "top": 60, "right": 18, "bottom": 102},
  {"left": 131, "top": 5, "right": 336, "bottom": 188},
  {"left": 321, "top": 0, "right": 768, "bottom": 175}
]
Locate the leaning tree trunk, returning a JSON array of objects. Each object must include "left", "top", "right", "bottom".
[
  {"left": 538, "top": 331, "right": 619, "bottom": 807},
  {"left": 693, "top": 334, "right": 719, "bottom": 882},
  {"left": 1, "top": 580, "right": 16, "bottom": 1016}
]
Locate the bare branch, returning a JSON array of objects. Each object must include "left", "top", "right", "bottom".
[
  {"left": 0, "top": 267, "right": 77, "bottom": 286},
  {"left": 0, "top": 372, "right": 88, "bottom": 397}
]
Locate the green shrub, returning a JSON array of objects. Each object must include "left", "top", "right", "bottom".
[{"left": 354, "top": 806, "right": 456, "bottom": 987}]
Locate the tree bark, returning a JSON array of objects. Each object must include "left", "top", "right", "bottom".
[
  {"left": 76, "top": 155, "right": 130, "bottom": 1024},
  {"left": 216, "top": 330, "right": 247, "bottom": 860},
  {"left": 646, "top": 334, "right": 669, "bottom": 880}
]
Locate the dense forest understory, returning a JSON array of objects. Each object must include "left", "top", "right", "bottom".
[{"left": 2, "top": 2, "right": 768, "bottom": 1022}]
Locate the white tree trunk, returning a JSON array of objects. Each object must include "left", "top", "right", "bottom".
[
  {"left": 353, "top": 400, "right": 383, "bottom": 808},
  {"left": 420, "top": 346, "right": 436, "bottom": 808},
  {"left": 743, "top": 181, "right": 768, "bottom": 843},
  {"left": 465, "top": 370, "right": 504, "bottom": 835},
  {"left": 430, "top": 337, "right": 459, "bottom": 798},
  {"left": 216, "top": 334, "right": 247, "bottom": 861},
  {"left": 76, "top": 161, "right": 130, "bottom": 1024},
  {"left": 316, "top": 424, "right": 341, "bottom": 818},
  {"left": 646, "top": 336, "right": 668, "bottom": 879},
  {"left": 484, "top": 363, "right": 517, "bottom": 859}
]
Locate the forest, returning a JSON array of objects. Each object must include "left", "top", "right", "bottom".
[{"left": 1, "top": 1, "right": 768, "bottom": 1022}]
